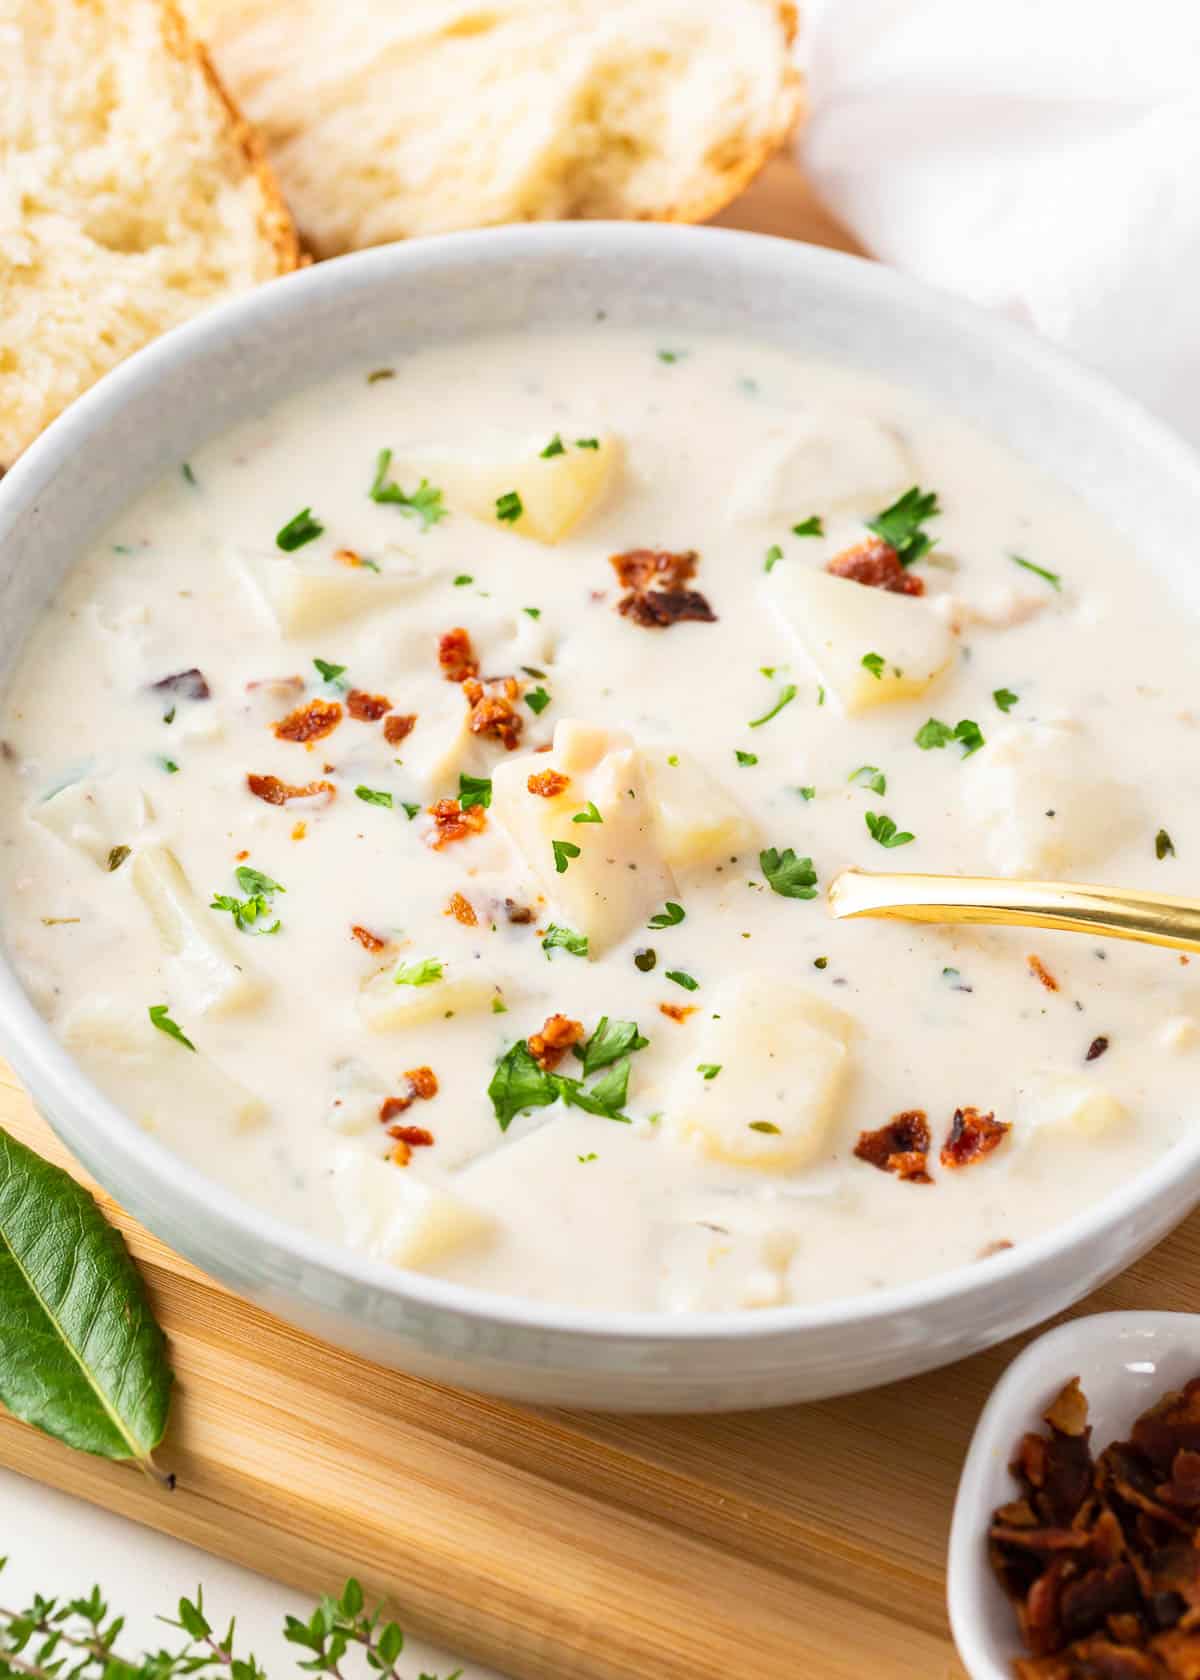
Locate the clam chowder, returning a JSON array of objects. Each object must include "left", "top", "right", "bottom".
[{"left": 2, "top": 329, "right": 1196, "bottom": 1313}]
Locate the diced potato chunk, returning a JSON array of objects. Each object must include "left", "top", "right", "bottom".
[
  {"left": 642, "top": 747, "right": 757, "bottom": 872},
  {"left": 405, "top": 433, "right": 620, "bottom": 544},
  {"left": 1015, "top": 1073, "right": 1128, "bottom": 1142},
  {"left": 326, "top": 1057, "right": 389, "bottom": 1135},
  {"left": 62, "top": 1002, "right": 266, "bottom": 1135},
  {"left": 393, "top": 675, "right": 484, "bottom": 797},
  {"left": 233, "top": 547, "right": 435, "bottom": 636},
  {"left": 491, "top": 719, "right": 676, "bottom": 955},
  {"left": 358, "top": 961, "right": 507, "bottom": 1032},
  {"left": 329, "top": 1147, "right": 495, "bottom": 1269},
  {"left": 657, "top": 1220, "right": 797, "bottom": 1311},
  {"left": 664, "top": 975, "right": 854, "bottom": 1168},
  {"left": 131, "top": 845, "right": 266, "bottom": 1017},
  {"left": 962, "top": 721, "right": 1142, "bottom": 878},
  {"left": 766, "top": 568, "right": 957, "bottom": 713},
  {"left": 731, "top": 413, "right": 914, "bottom": 522},
  {"left": 31, "top": 775, "right": 152, "bottom": 866}
]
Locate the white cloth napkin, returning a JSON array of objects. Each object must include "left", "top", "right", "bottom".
[{"left": 799, "top": 0, "right": 1200, "bottom": 447}]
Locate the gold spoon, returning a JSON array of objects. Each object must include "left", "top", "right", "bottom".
[{"left": 827, "top": 868, "right": 1200, "bottom": 955}]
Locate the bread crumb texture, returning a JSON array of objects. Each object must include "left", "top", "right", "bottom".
[
  {"left": 182, "top": 0, "right": 801, "bottom": 257},
  {"left": 0, "top": 0, "right": 299, "bottom": 466}
]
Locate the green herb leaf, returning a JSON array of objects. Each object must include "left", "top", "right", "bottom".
[
  {"left": 313, "top": 657, "right": 346, "bottom": 685},
  {"left": 393, "top": 958, "right": 444, "bottom": 986},
  {"left": 275, "top": 507, "right": 324, "bottom": 552},
  {"left": 848, "top": 765, "right": 887, "bottom": 794},
  {"left": 454, "top": 573, "right": 473, "bottom": 587},
  {"left": 648, "top": 901, "right": 685, "bottom": 929},
  {"left": 665, "top": 970, "right": 699, "bottom": 991},
  {"left": 866, "top": 486, "right": 941, "bottom": 567},
  {"left": 634, "top": 947, "right": 657, "bottom": 972},
  {"left": 697, "top": 1063, "right": 722, "bottom": 1080},
  {"left": 572, "top": 1059, "right": 631, "bottom": 1116},
  {"left": 865, "top": 810, "right": 915, "bottom": 848},
  {"left": 749, "top": 1120, "right": 781, "bottom": 1134},
  {"left": 522, "top": 605, "right": 541, "bottom": 620},
  {"left": 657, "top": 349, "right": 684, "bottom": 364},
  {"left": 952, "top": 718, "right": 986, "bottom": 757},
  {"left": 817, "top": 684, "right": 826, "bottom": 706},
  {"left": 735, "top": 750, "right": 758, "bottom": 767},
  {"left": 760, "top": 847, "right": 818, "bottom": 899},
  {"left": 861, "top": 652, "right": 885, "bottom": 681},
  {"left": 487, "top": 1041, "right": 559, "bottom": 1132},
  {"left": 106, "top": 845, "right": 131, "bottom": 872},
  {"left": 540, "top": 434, "right": 566, "bottom": 458},
  {"left": 0, "top": 1127, "right": 173, "bottom": 1462},
  {"left": 792, "top": 515, "right": 824, "bottom": 538},
  {"left": 914, "top": 717, "right": 984, "bottom": 756},
  {"left": 355, "top": 785, "right": 393, "bottom": 808},
  {"left": 180, "top": 461, "right": 197, "bottom": 487},
  {"left": 159, "top": 757, "right": 179, "bottom": 774},
  {"left": 993, "top": 687, "right": 1019, "bottom": 713},
  {"left": 496, "top": 491, "right": 523, "bottom": 523},
  {"left": 149, "top": 1004, "right": 195, "bottom": 1051},
  {"left": 576, "top": 1017, "right": 648, "bottom": 1077},
  {"left": 1009, "top": 552, "right": 1061, "bottom": 590},
  {"left": 1157, "top": 827, "right": 1176, "bottom": 860},
  {"left": 764, "top": 544, "right": 783, "bottom": 573},
  {"left": 575, "top": 437, "right": 600, "bottom": 449},
  {"left": 797, "top": 785, "right": 816, "bottom": 802},
  {"left": 367, "top": 366, "right": 395, "bottom": 383},
  {"left": 552, "top": 838, "right": 580, "bottom": 873},
  {"left": 572, "top": 801, "right": 603, "bottom": 823},
  {"left": 542, "top": 924, "right": 589, "bottom": 958},
  {"left": 749, "top": 682, "right": 797, "bottom": 729},
  {"left": 369, "top": 451, "right": 446, "bottom": 528},
  {"left": 402, "top": 801, "right": 421, "bottom": 820},
  {"left": 526, "top": 686, "right": 551, "bottom": 715},
  {"left": 458, "top": 773, "right": 492, "bottom": 810}
]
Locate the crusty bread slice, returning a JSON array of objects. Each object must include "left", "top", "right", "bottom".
[
  {"left": 0, "top": 0, "right": 301, "bottom": 468},
  {"left": 181, "top": 0, "right": 801, "bottom": 258}
]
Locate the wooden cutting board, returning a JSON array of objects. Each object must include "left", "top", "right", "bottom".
[{"left": 6, "top": 157, "right": 1193, "bottom": 1680}]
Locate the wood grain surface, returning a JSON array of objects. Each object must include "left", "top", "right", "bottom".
[{"left": 2, "top": 155, "right": 1182, "bottom": 1680}]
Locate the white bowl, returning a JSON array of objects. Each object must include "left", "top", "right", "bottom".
[
  {"left": 948, "top": 1311, "right": 1200, "bottom": 1679},
  {"left": 4, "top": 224, "right": 1200, "bottom": 1411}
]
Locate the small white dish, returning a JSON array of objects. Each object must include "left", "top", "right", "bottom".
[{"left": 948, "top": 1310, "right": 1200, "bottom": 1679}]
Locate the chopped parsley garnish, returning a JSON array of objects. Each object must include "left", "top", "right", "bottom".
[
  {"left": 106, "top": 845, "right": 131, "bottom": 872},
  {"left": 552, "top": 838, "right": 581, "bottom": 873},
  {"left": 402, "top": 801, "right": 421, "bottom": 820},
  {"left": 572, "top": 801, "right": 603, "bottom": 824},
  {"left": 275, "top": 507, "right": 324, "bottom": 552},
  {"left": 749, "top": 1121, "right": 780, "bottom": 1135},
  {"left": 657, "top": 349, "right": 685, "bottom": 364},
  {"left": 313, "top": 656, "right": 347, "bottom": 686},
  {"left": 735, "top": 750, "right": 759, "bottom": 767},
  {"left": 817, "top": 685, "right": 826, "bottom": 706},
  {"left": 798, "top": 786, "right": 815, "bottom": 801},
  {"left": 394, "top": 958, "right": 444, "bottom": 986},
  {"left": 148, "top": 1004, "right": 194, "bottom": 1052},
  {"left": 453, "top": 573, "right": 473, "bottom": 587},
  {"left": 210, "top": 865, "right": 285, "bottom": 936},
  {"left": 861, "top": 652, "right": 885, "bottom": 681},
  {"left": 159, "top": 757, "right": 179, "bottom": 774},
  {"left": 866, "top": 486, "right": 941, "bottom": 567},
  {"left": 163, "top": 706, "right": 176, "bottom": 725},
  {"left": 849, "top": 765, "right": 887, "bottom": 794},
  {"left": 634, "top": 948, "right": 657, "bottom": 972},
  {"left": 522, "top": 606, "right": 541, "bottom": 619},
  {"left": 993, "top": 687, "right": 1019, "bottom": 713},
  {"left": 366, "top": 367, "right": 395, "bottom": 383},
  {"left": 180, "top": 462, "right": 197, "bottom": 487},
  {"left": 697, "top": 1064, "right": 722, "bottom": 1080},
  {"left": 369, "top": 450, "right": 446, "bottom": 529},
  {"left": 575, "top": 1017, "right": 648, "bottom": 1076},
  {"left": 1156, "top": 828, "right": 1176, "bottom": 860},
  {"left": 759, "top": 847, "right": 818, "bottom": 899},
  {"left": 487, "top": 1041, "right": 558, "bottom": 1130},
  {"left": 792, "top": 515, "right": 824, "bottom": 538},
  {"left": 355, "top": 785, "right": 393, "bottom": 808},
  {"left": 492, "top": 996, "right": 508, "bottom": 1014},
  {"left": 813, "top": 956, "right": 829, "bottom": 970},
  {"left": 648, "top": 902, "right": 685, "bottom": 929},
  {"left": 764, "top": 544, "right": 783, "bottom": 573},
  {"left": 521, "top": 665, "right": 546, "bottom": 679},
  {"left": 866, "top": 810, "right": 915, "bottom": 848},
  {"left": 575, "top": 437, "right": 600, "bottom": 449},
  {"left": 914, "top": 716, "right": 985, "bottom": 756},
  {"left": 487, "top": 1025, "right": 642, "bottom": 1130},
  {"left": 578, "top": 1153, "right": 598, "bottom": 1163},
  {"left": 749, "top": 682, "right": 797, "bottom": 729},
  {"left": 1010, "top": 552, "right": 1061, "bottom": 590},
  {"left": 542, "top": 924, "right": 589, "bottom": 959},
  {"left": 496, "top": 491, "right": 523, "bottom": 523},
  {"left": 665, "top": 970, "right": 699, "bottom": 991},
  {"left": 458, "top": 773, "right": 492, "bottom": 810},
  {"left": 540, "top": 434, "right": 566, "bottom": 458},
  {"left": 525, "top": 686, "right": 551, "bottom": 714}
]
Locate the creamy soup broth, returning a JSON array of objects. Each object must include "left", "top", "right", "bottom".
[{"left": 2, "top": 329, "right": 1195, "bottom": 1313}]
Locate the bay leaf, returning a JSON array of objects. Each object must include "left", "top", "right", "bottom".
[{"left": 0, "top": 1126, "right": 172, "bottom": 1462}]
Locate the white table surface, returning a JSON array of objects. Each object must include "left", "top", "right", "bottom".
[{"left": 1, "top": 1468, "right": 502, "bottom": 1680}]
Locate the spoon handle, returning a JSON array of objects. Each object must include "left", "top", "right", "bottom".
[{"left": 827, "top": 868, "right": 1200, "bottom": 954}]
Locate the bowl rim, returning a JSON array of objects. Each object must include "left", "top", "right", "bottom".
[{"left": 4, "top": 218, "right": 1200, "bottom": 1346}]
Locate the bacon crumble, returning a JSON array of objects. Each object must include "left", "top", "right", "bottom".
[
  {"left": 380, "top": 1067, "right": 439, "bottom": 1160},
  {"left": 1086, "top": 1035, "right": 1110, "bottom": 1062},
  {"left": 273, "top": 696, "right": 343, "bottom": 745},
  {"left": 346, "top": 689, "right": 392, "bottom": 722},
  {"left": 334, "top": 547, "right": 368, "bottom": 568},
  {"left": 463, "top": 676, "right": 523, "bottom": 749},
  {"left": 940, "top": 1105, "right": 1010, "bottom": 1169},
  {"left": 659, "top": 1002, "right": 697, "bottom": 1023},
  {"left": 383, "top": 713, "right": 417, "bottom": 745},
  {"left": 438, "top": 627, "right": 478, "bottom": 683},
  {"left": 247, "top": 773, "right": 335, "bottom": 806},
  {"left": 504, "top": 898, "right": 535, "bottom": 924},
  {"left": 610, "top": 548, "right": 717, "bottom": 629},
  {"left": 350, "top": 924, "right": 386, "bottom": 952},
  {"left": 1028, "top": 954, "right": 1060, "bottom": 993},
  {"left": 150, "top": 667, "right": 211, "bottom": 700},
  {"left": 826, "top": 536, "right": 925, "bottom": 596},
  {"left": 853, "top": 1110, "right": 932, "bottom": 1183},
  {"left": 527, "top": 769, "right": 570, "bottom": 798},
  {"left": 528, "top": 1014, "right": 585, "bottom": 1071},
  {"left": 445, "top": 891, "right": 478, "bottom": 926},
  {"left": 426, "top": 797, "right": 487, "bottom": 849}
]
